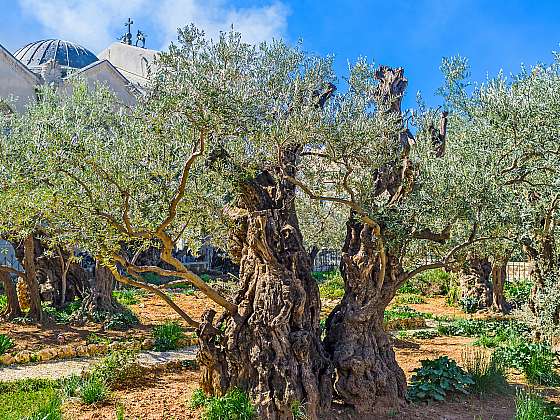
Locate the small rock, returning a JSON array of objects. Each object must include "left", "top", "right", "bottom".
[
  {"left": 141, "top": 338, "right": 155, "bottom": 350},
  {"left": 0, "top": 354, "right": 15, "bottom": 365},
  {"left": 76, "top": 345, "right": 89, "bottom": 357},
  {"left": 14, "top": 350, "right": 32, "bottom": 364}
]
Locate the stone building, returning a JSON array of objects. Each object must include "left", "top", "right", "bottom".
[
  {"left": 0, "top": 32, "right": 158, "bottom": 269},
  {"left": 0, "top": 37, "right": 158, "bottom": 114}
]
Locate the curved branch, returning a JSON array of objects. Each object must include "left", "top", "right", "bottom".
[{"left": 107, "top": 262, "right": 200, "bottom": 328}]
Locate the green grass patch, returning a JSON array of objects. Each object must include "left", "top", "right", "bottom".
[
  {"left": 0, "top": 379, "right": 61, "bottom": 420},
  {"left": 515, "top": 390, "right": 560, "bottom": 419},
  {"left": 384, "top": 305, "right": 432, "bottom": 322},
  {"left": 316, "top": 271, "right": 345, "bottom": 300},
  {"left": 153, "top": 321, "right": 185, "bottom": 351},
  {"left": 190, "top": 388, "right": 255, "bottom": 419},
  {"left": 113, "top": 288, "right": 147, "bottom": 306},
  {"left": 0, "top": 334, "right": 14, "bottom": 355},
  {"left": 0, "top": 295, "right": 6, "bottom": 312}
]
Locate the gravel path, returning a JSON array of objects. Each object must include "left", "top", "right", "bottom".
[{"left": 0, "top": 347, "right": 198, "bottom": 382}]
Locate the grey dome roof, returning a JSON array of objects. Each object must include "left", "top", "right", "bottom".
[{"left": 14, "top": 39, "right": 98, "bottom": 71}]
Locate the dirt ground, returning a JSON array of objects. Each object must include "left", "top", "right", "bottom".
[
  {"left": 3, "top": 292, "right": 556, "bottom": 419},
  {"left": 0, "top": 292, "right": 220, "bottom": 353},
  {"left": 55, "top": 295, "right": 526, "bottom": 420}
]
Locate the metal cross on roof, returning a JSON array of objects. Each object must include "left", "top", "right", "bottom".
[{"left": 122, "top": 18, "right": 134, "bottom": 45}]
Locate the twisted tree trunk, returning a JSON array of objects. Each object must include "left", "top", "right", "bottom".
[
  {"left": 78, "top": 262, "right": 124, "bottom": 319},
  {"left": 459, "top": 254, "right": 492, "bottom": 311},
  {"left": 198, "top": 168, "right": 332, "bottom": 419},
  {"left": 22, "top": 235, "right": 43, "bottom": 322},
  {"left": 0, "top": 271, "right": 22, "bottom": 320},
  {"left": 324, "top": 219, "right": 406, "bottom": 414},
  {"left": 491, "top": 255, "right": 509, "bottom": 313}
]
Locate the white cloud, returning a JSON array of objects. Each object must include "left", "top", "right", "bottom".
[
  {"left": 17, "top": 0, "right": 288, "bottom": 53},
  {"left": 18, "top": 0, "right": 149, "bottom": 52},
  {"left": 155, "top": 0, "right": 288, "bottom": 47}
]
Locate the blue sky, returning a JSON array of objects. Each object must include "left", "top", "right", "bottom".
[{"left": 1, "top": 0, "right": 559, "bottom": 108}]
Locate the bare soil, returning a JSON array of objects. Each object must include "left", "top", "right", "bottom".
[
  {"left": 3, "top": 292, "right": 556, "bottom": 419},
  {"left": 0, "top": 292, "right": 219, "bottom": 354}
]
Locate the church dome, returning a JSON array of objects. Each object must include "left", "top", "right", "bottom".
[{"left": 14, "top": 39, "right": 98, "bottom": 73}]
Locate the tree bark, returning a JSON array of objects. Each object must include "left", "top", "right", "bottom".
[
  {"left": 0, "top": 271, "right": 22, "bottom": 320},
  {"left": 78, "top": 261, "right": 124, "bottom": 319},
  {"left": 459, "top": 254, "right": 492, "bottom": 311},
  {"left": 198, "top": 168, "right": 332, "bottom": 420},
  {"left": 323, "top": 219, "right": 406, "bottom": 414},
  {"left": 491, "top": 255, "right": 509, "bottom": 313},
  {"left": 23, "top": 235, "right": 43, "bottom": 322}
]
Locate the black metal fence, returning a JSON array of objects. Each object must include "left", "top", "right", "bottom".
[{"left": 312, "top": 249, "right": 533, "bottom": 282}]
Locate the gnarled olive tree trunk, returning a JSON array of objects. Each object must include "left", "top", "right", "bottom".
[
  {"left": 198, "top": 169, "right": 332, "bottom": 420},
  {"left": 491, "top": 255, "right": 509, "bottom": 313},
  {"left": 324, "top": 219, "right": 406, "bottom": 413},
  {"left": 78, "top": 261, "right": 124, "bottom": 319},
  {"left": 0, "top": 271, "right": 22, "bottom": 320},
  {"left": 459, "top": 254, "right": 492, "bottom": 311},
  {"left": 21, "top": 235, "right": 43, "bottom": 322}
]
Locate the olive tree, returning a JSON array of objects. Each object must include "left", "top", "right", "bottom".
[
  {"left": 1, "top": 28, "right": 338, "bottom": 418},
  {"left": 282, "top": 60, "right": 508, "bottom": 412},
  {"left": 445, "top": 55, "right": 560, "bottom": 335}
]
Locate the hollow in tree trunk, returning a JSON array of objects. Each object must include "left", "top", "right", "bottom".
[
  {"left": 459, "top": 254, "right": 492, "bottom": 311},
  {"left": 0, "top": 271, "right": 22, "bottom": 320},
  {"left": 198, "top": 169, "right": 332, "bottom": 420},
  {"left": 323, "top": 219, "right": 406, "bottom": 414}
]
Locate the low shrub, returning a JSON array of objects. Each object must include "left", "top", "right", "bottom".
[
  {"left": 411, "top": 330, "right": 439, "bottom": 339},
  {"left": 41, "top": 298, "right": 82, "bottom": 324},
  {"left": 153, "top": 321, "right": 185, "bottom": 351},
  {"left": 190, "top": 388, "right": 208, "bottom": 409},
  {"left": 462, "top": 348, "right": 508, "bottom": 395},
  {"left": 459, "top": 296, "right": 479, "bottom": 314},
  {"left": 494, "top": 342, "right": 559, "bottom": 385},
  {"left": 60, "top": 374, "right": 81, "bottom": 399},
  {"left": 0, "top": 334, "right": 14, "bottom": 355},
  {"left": 515, "top": 390, "right": 560, "bottom": 420},
  {"left": 472, "top": 321, "right": 530, "bottom": 347},
  {"left": 199, "top": 388, "right": 256, "bottom": 420},
  {"left": 317, "top": 271, "right": 344, "bottom": 300},
  {"left": 85, "top": 333, "right": 111, "bottom": 345},
  {"left": 505, "top": 278, "right": 533, "bottom": 309},
  {"left": 91, "top": 350, "right": 140, "bottom": 387},
  {"left": 113, "top": 288, "right": 146, "bottom": 306},
  {"left": 79, "top": 375, "right": 108, "bottom": 404},
  {"left": 407, "top": 356, "right": 474, "bottom": 401},
  {"left": 102, "top": 309, "right": 139, "bottom": 331}
]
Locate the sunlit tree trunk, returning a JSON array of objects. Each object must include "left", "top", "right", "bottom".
[
  {"left": 491, "top": 255, "right": 509, "bottom": 313},
  {"left": 198, "top": 161, "right": 332, "bottom": 419},
  {"left": 323, "top": 219, "right": 407, "bottom": 413},
  {"left": 0, "top": 271, "right": 22, "bottom": 320},
  {"left": 23, "top": 235, "right": 43, "bottom": 322}
]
